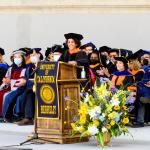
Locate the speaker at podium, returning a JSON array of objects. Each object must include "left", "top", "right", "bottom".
[{"left": 34, "top": 61, "right": 88, "bottom": 144}]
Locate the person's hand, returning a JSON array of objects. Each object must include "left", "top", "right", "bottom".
[
  {"left": 68, "top": 61, "right": 77, "bottom": 66},
  {"left": 2, "top": 78, "right": 10, "bottom": 85},
  {"left": 96, "top": 70, "right": 105, "bottom": 76},
  {"left": 15, "top": 78, "right": 26, "bottom": 87},
  {"left": 145, "top": 81, "right": 150, "bottom": 87},
  {"left": 102, "top": 68, "right": 110, "bottom": 77}
]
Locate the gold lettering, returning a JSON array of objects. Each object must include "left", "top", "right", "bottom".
[
  {"left": 37, "top": 76, "right": 55, "bottom": 83},
  {"left": 40, "top": 64, "right": 55, "bottom": 70},
  {"left": 40, "top": 105, "right": 57, "bottom": 115},
  {"left": 45, "top": 69, "right": 49, "bottom": 75}
]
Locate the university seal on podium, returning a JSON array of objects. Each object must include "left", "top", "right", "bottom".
[{"left": 40, "top": 84, "right": 55, "bottom": 104}]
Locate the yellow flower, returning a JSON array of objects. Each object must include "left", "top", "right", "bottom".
[
  {"left": 81, "top": 104, "right": 87, "bottom": 111},
  {"left": 89, "top": 100, "right": 94, "bottom": 106},
  {"left": 89, "top": 95, "right": 93, "bottom": 98},
  {"left": 71, "top": 123, "right": 76, "bottom": 129},
  {"left": 108, "top": 112, "right": 117, "bottom": 119},
  {"left": 86, "top": 130, "right": 91, "bottom": 135},
  {"left": 110, "top": 120, "right": 115, "bottom": 126},
  {"left": 78, "top": 109, "right": 86, "bottom": 115},
  {"left": 80, "top": 115, "right": 86, "bottom": 124},
  {"left": 79, "top": 127, "right": 85, "bottom": 133},
  {"left": 107, "top": 91, "right": 111, "bottom": 97},
  {"left": 114, "top": 105, "right": 120, "bottom": 111},
  {"left": 106, "top": 124, "right": 111, "bottom": 129},
  {"left": 122, "top": 117, "right": 129, "bottom": 124},
  {"left": 123, "top": 105, "right": 127, "bottom": 110},
  {"left": 93, "top": 120, "right": 100, "bottom": 127},
  {"left": 79, "top": 104, "right": 87, "bottom": 115},
  {"left": 88, "top": 89, "right": 91, "bottom": 92},
  {"left": 81, "top": 88, "right": 85, "bottom": 92}
]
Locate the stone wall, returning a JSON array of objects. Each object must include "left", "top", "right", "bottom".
[{"left": 0, "top": 0, "right": 150, "bottom": 13}]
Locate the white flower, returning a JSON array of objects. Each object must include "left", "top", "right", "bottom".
[
  {"left": 89, "top": 106, "right": 101, "bottom": 119},
  {"left": 111, "top": 98, "right": 120, "bottom": 106},
  {"left": 84, "top": 93, "right": 89, "bottom": 103},
  {"left": 102, "top": 113, "right": 106, "bottom": 117},
  {"left": 88, "top": 125, "right": 99, "bottom": 135},
  {"left": 102, "top": 127, "right": 108, "bottom": 133},
  {"left": 89, "top": 109, "right": 97, "bottom": 118},
  {"left": 94, "top": 106, "right": 101, "bottom": 114}
]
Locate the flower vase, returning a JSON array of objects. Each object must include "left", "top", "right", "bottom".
[
  {"left": 103, "top": 132, "right": 110, "bottom": 146},
  {"left": 97, "top": 132, "right": 111, "bottom": 147}
]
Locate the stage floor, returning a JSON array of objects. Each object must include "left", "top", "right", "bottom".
[{"left": 0, "top": 123, "right": 150, "bottom": 150}]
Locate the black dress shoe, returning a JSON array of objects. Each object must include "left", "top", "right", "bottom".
[
  {"left": 132, "top": 122, "right": 144, "bottom": 128},
  {"left": 4, "top": 118, "right": 13, "bottom": 123}
]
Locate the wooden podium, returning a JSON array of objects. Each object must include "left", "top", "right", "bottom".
[{"left": 34, "top": 61, "right": 88, "bottom": 144}]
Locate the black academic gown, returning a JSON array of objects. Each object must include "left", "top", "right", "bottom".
[
  {"left": 59, "top": 49, "right": 90, "bottom": 92},
  {"left": 106, "top": 61, "right": 117, "bottom": 75},
  {"left": 59, "top": 49, "right": 89, "bottom": 66}
]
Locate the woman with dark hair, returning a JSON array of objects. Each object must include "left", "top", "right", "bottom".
[
  {"left": 2, "top": 50, "right": 27, "bottom": 122},
  {"left": 59, "top": 33, "right": 84, "bottom": 66},
  {"left": 110, "top": 57, "right": 134, "bottom": 90}
]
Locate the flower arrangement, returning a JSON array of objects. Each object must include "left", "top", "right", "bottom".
[{"left": 71, "top": 82, "right": 133, "bottom": 147}]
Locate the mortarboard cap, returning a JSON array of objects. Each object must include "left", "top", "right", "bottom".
[
  {"left": 45, "top": 45, "right": 64, "bottom": 58},
  {"left": 135, "top": 49, "right": 150, "bottom": 56},
  {"left": 109, "top": 48, "right": 119, "bottom": 55},
  {"left": 19, "top": 47, "right": 32, "bottom": 55},
  {"left": 133, "top": 49, "right": 150, "bottom": 60},
  {"left": 119, "top": 49, "right": 133, "bottom": 57},
  {"left": 99, "top": 46, "right": 111, "bottom": 53},
  {"left": 115, "top": 57, "right": 128, "bottom": 64},
  {"left": 126, "top": 54, "right": 137, "bottom": 61},
  {"left": 45, "top": 47, "right": 51, "bottom": 58},
  {"left": 64, "top": 33, "right": 83, "bottom": 41},
  {"left": 126, "top": 50, "right": 133, "bottom": 57},
  {"left": 31, "top": 48, "right": 42, "bottom": 54},
  {"left": 115, "top": 57, "right": 128, "bottom": 69}
]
